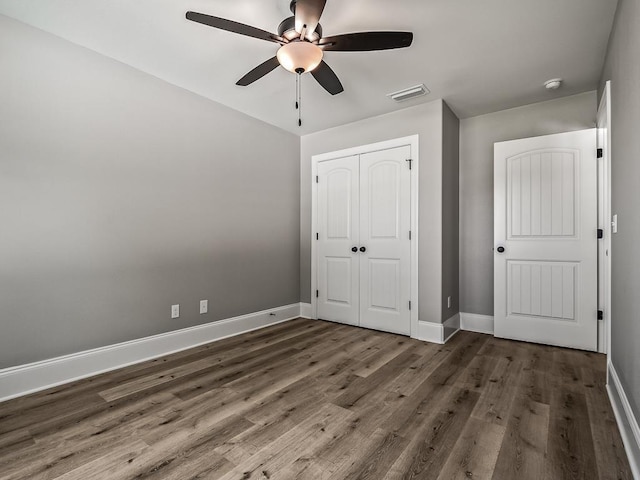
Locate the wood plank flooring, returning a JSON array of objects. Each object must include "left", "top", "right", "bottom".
[{"left": 0, "top": 319, "right": 632, "bottom": 479}]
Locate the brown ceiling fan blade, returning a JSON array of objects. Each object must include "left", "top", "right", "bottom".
[
  {"left": 294, "top": 0, "right": 326, "bottom": 40},
  {"left": 186, "top": 11, "right": 285, "bottom": 44},
  {"left": 311, "top": 61, "right": 344, "bottom": 95},
  {"left": 319, "top": 32, "right": 413, "bottom": 51},
  {"left": 236, "top": 57, "right": 281, "bottom": 86}
]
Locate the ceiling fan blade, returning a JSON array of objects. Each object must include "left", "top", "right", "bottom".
[
  {"left": 236, "top": 57, "right": 281, "bottom": 86},
  {"left": 319, "top": 32, "right": 413, "bottom": 51},
  {"left": 311, "top": 61, "right": 344, "bottom": 95},
  {"left": 186, "top": 11, "right": 285, "bottom": 44},
  {"left": 294, "top": 0, "right": 326, "bottom": 39}
]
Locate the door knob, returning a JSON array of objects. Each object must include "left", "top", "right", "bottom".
[
  {"left": 351, "top": 247, "right": 358, "bottom": 252},
  {"left": 496, "top": 246, "right": 505, "bottom": 253},
  {"left": 360, "top": 246, "right": 367, "bottom": 253}
]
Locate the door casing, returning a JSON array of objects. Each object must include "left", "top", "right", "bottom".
[
  {"left": 597, "top": 81, "right": 612, "bottom": 356},
  {"left": 311, "top": 135, "right": 419, "bottom": 337}
]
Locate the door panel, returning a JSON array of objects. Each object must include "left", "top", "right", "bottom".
[
  {"left": 369, "top": 259, "right": 400, "bottom": 311},
  {"left": 509, "top": 152, "right": 577, "bottom": 237},
  {"left": 325, "top": 168, "right": 353, "bottom": 239},
  {"left": 317, "top": 156, "right": 359, "bottom": 326},
  {"left": 495, "top": 130, "right": 597, "bottom": 351},
  {"left": 369, "top": 161, "right": 401, "bottom": 238},
  {"left": 359, "top": 146, "right": 411, "bottom": 335},
  {"left": 325, "top": 257, "right": 353, "bottom": 304},
  {"left": 508, "top": 261, "right": 577, "bottom": 319}
]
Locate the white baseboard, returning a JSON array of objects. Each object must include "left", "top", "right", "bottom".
[
  {"left": 0, "top": 303, "right": 301, "bottom": 403},
  {"left": 415, "top": 321, "right": 445, "bottom": 344},
  {"left": 415, "top": 313, "right": 460, "bottom": 344},
  {"left": 460, "top": 312, "right": 494, "bottom": 335},
  {"left": 607, "top": 362, "right": 640, "bottom": 478},
  {"left": 300, "top": 302, "right": 313, "bottom": 319},
  {"left": 443, "top": 312, "right": 461, "bottom": 342}
]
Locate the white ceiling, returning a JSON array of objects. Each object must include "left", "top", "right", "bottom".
[{"left": 0, "top": 0, "right": 618, "bottom": 135}]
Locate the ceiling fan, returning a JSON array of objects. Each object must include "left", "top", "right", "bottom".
[{"left": 185, "top": 0, "right": 414, "bottom": 96}]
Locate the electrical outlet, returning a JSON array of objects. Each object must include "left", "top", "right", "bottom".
[
  {"left": 171, "top": 304, "right": 180, "bottom": 319},
  {"left": 447, "top": 296, "right": 452, "bottom": 309},
  {"left": 612, "top": 214, "right": 618, "bottom": 234},
  {"left": 200, "top": 300, "right": 208, "bottom": 314}
]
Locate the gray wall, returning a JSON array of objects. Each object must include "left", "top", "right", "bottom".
[
  {"left": 442, "top": 103, "right": 460, "bottom": 322},
  {"left": 459, "top": 92, "right": 597, "bottom": 316},
  {"left": 0, "top": 16, "right": 301, "bottom": 368},
  {"left": 301, "top": 100, "right": 446, "bottom": 323},
  {"left": 599, "top": 0, "right": 640, "bottom": 426}
]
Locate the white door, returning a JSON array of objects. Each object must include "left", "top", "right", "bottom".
[
  {"left": 359, "top": 147, "right": 411, "bottom": 335},
  {"left": 494, "top": 129, "right": 597, "bottom": 351},
  {"left": 316, "top": 146, "right": 411, "bottom": 335},
  {"left": 317, "top": 155, "right": 360, "bottom": 326}
]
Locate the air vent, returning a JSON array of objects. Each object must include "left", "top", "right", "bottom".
[{"left": 387, "top": 84, "right": 430, "bottom": 102}]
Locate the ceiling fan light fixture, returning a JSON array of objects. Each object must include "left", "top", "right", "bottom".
[{"left": 277, "top": 41, "right": 324, "bottom": 73}]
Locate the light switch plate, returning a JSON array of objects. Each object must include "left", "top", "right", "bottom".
[{"left": 612, "top": 214, "right": 618, "bottom": 234}]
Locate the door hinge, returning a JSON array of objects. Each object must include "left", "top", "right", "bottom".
[
  {"left": 409, "top": 230, "right": 412, "bottom": 240},
  {"left": 597, "top": 310, "right": 603, "bottom": 320},
  {"left": 316, "top": 290, "right": 319, "bottom": 298},
  {"left": 597, "top": 228, "right": 604, "bottom": 239},
  {"left": 405, "top": 158, "right": 412, "bottom": 170},
  {"left": 316, "top": 175, "right": 319, "bottom": 183},
  {"left": 597, "top": 148, "right": 603, "bottom": 159},
  {"left": 409, "top": 301, "right": 412, "bottom": 310},
  {"left": 316, "top": 232, "right": 319, "bottom": 240}
]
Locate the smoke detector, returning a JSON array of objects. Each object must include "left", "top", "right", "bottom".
[
  {"left": 387, "top": 84, "right": 430, "bottom": 102},
  {"left": 544, "top": 78, "right": 563, "bottom": 90}
]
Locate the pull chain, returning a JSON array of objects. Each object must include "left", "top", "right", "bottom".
[
  {"left": 298, "top": 72, "right": 302, "bottom": 127},
  {"left": 294, "top": 68, "right": 303, "bottom": 127},
  {"left": 295, "top": 73, "right": 299, "bottom": 111}
]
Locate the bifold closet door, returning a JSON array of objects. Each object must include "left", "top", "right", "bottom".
[
  {"left": 358, "top": 146, "right": 411, "bottom": 335},
  {"left": 317, "top": 155, "right": 360, "bottom": 326}
]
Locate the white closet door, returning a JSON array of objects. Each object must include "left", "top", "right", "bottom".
[
  {"left": 317, "top": 155, "right": 360, "bottom": 326},
  {"left": 494, "top": 129, "right": 597, "bottom": 351},
  {"left": 359, "top": 146, "right": 412, "bottom": 335}
]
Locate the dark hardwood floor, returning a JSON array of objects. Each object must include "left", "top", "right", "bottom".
[{"left": 0, "top": 318, "right": 632, "bottom": 479}]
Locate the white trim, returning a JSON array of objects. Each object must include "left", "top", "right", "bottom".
[
  {"left": 460, "top": 312, "right": 495, "bottom": 335},
  {"left": 410, "top": 136, "right": 420, "bottom": 340},
  {"left": 0, "top": 304, "right": 301, "bottom": 403},
  {"left": 597, "top": 81, "right": 612, "bottom": 356},
  {"left": 310, "top": 135, "right": 420, "bottom": 338},
  {"left": 443, "top": 312, "right": 461, "bottom": 342},
  {"left": 416, "top": 321, "right": 445, "bottom": 344},
  {"left": 311, "top": 151, "right": 319, "bottom": 318},
  {"left": 299, "top": 302, "right": 313, "bottom": 319},
  {"left": 415, "top": 313, "right": 460, "bottom": 344},
  {"left": 607, "top": 362, "right": 640, "bottom": 478},
  {"left": 597, "top": 318, "right": 606, "bottom": 355}
]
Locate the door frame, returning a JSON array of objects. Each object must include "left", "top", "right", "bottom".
[
  {"left": 597, "top": 81, "right": 612, "bottom": 355},
  {"left": 310, "top": 135, "right": 420, "bottom": 337}
]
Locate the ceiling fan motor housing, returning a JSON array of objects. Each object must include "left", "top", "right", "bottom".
[
  {"left": 278, "top": 15, "right": 322, "bottom": 42},
  {"left": 185, "top": 0, "right": 413, "bottom": 96}
]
